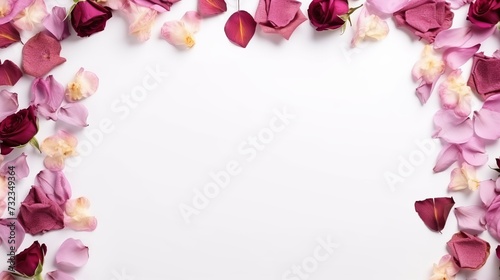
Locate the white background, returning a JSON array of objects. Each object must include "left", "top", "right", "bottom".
[{"left": 3, "top": 0, "right": 500, "bottom": 279}]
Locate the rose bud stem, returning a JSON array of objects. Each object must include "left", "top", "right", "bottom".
[{"left": 339, "top": 4, "right": 362, "bottom": 34}]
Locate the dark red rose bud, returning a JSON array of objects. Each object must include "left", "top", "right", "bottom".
[
  {"left": 14, "top": 241, "right": 47, "bottom": 277},
  {"left": 71, "top": 0, "right": 112, "bottom": 37},
  {"left": 0, "top": 106, "right": 38, "bottom": 155}
]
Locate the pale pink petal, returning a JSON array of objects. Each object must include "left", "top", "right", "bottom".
[
  {"left": 0, "top": 271, "right": 14, "bottom": 280},
  {"left": 439, "top": 69, "right": 473, "bottom": 117},
  {"left": 448, "top": 166, "right": 468, "bottom": 191},
  {"left": 0, "top": 153, "right": 29, "bottom": 179},
  {"left": 474, "top": 95, "right": 500, "bottom": 140},
  {"left": 0, "top": 0, "right": 35, "bottom": 25},
  {"left": 416, "top": 80, "right": 433, "bottom": 104},
  {"left": 103, "top": 0, "right": 127, "bottom": 9},
  {"left": 30, "top": 75, "right": 65, "bottom": 120},
  {"left": 454, "top": 205, "right": 487, "bottom": 235},
  {"left": 181, "top": 11, "right": 201, "bottom": 33},
  {"left": 351, "top": 7, "right": 389, "bottom": 47},
  {"left": 121, "top": 1, "right": 157, "bottom": 42},
  {"left": 443, "top": 44, "right": 481, "bottom": 70},
  {"left": 433, "top": 109, "right": 473, "bottom": 144},
  {"left": 434, "top": 25, "right": 496, "bottom": 49},
  {"left": 446, "top": 0, "right": 472, "bottom": 9},
  {"left": 479, "top": 180, "right": 497, "bottom": 207},
  {"left": 44, "top": 156, "right": 65, "bottom": 171},
  {"left": 40, "top": 130, "right": 78, "bottom": 171},
  {"left": 365, "top": 0, "right": 412, "bottom": 18},
  {"left": 0, "top": 201, "right": 5, "bottom": 216},
  {"left": 46, "top": 270, "right": 74, "bottom": 280},
  {"left": 42, "top": 6, "right": 70, "bottom": 41},
  {"left": 13, "top": 0, "right": 48, "bottom": 31},
  {"left": 430, "top": 254, "right": 459, "bottom": 280},
  {"left": 0, "top": 219, "right": 25, "bottom": 251},
  {"left": 461, "top": 136, "right": 488, "bottom": 166},
  {"left": 64, "top": 197, "right": 97, "bottom": 231},
  {"left": 65, "top": 68, "right": 99, "bottom": 102},
  {"left": 0, "top": 90, "right": 18, "bottom": 122},
  {"left": 0, "top": 177, "right": 7, "bottom": 200},
  {"left": 55, "top": 238, "right": 89, "bottom": 270},
  {"left": 57, "top": 103, "right": 89, "bottom": 127},
  {"left": 434, "top": 143, "right": 460, "bottom": 172},
  {"left": 34, "top": 169, "right": 71, "bottom": 206}
]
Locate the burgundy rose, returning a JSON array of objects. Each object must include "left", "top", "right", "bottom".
[
  {"left": 447, "top": 231, "right": 490, "bottom": 270},
  {"left": 307, "top": 0, "right": 349, "bottom": 31},
  {"left": 71, "top": 0, "right": 112, "bottom": 37},
  {"left": 393, "top": 0, "right": 454, "bottom": 43},
  {"left": 467, "top": 51, "right": 500, "bottom": 100},
  {"left": 14, "top": 241, "right": 47, "bottom": 277},
  {"left": 18, "top": 186, "right": 64, "bottom": 235},
  {"left": 0, "top": 106, "right": 38, "bottom": 155},
  {"left": 467, "top": 0, "right": 500, "bottom": 28}
]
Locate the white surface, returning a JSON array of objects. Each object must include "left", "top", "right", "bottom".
[{"left": 3, "top": 1, "right": 500, "bottom": 279}]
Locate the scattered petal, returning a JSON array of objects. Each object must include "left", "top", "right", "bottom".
[
  {"left": 160, "top": 11, "right": 201, "bottom": 48},
  {"left": 0, "top": 153, "right": 29, "bottom": 179},
  {"left": 351, "top": 7, "right": 389, "bottom": 47},
  {"left": 65, "top": 68, "right": 99, "bottom": 102},
  {"left": 13, "top": 0, "right": 48, "bottom": 31},
  {"left": 0, "top": 219, "right": 25, "bottom": 251},
  {"left": 57, "top": 103, "right": 89, "bottom": 127},
  {"left": 365, "top": 0, "right": 412, "bottom": 18},
  {"left": 30, "top": 75, "right": 64, "bottom": 120},
  {"left": 434, "top": 25, "right": 496, "bottom": 49},
  {"left": 433, "top": 143, "right": 460, "bottom": 172},
  {"left": 0, "top": 271, "right": 14, "bottom": 280},
  {"left": 433, "top": 110, "right": 473, "bottom": 144},
  {"left": 121, "top": 1, "right": 157, "bottom": 42},
  {"left": 46, "top": 270, "right": 75, "bottom": 280},
  {"left": 439, "top": 69, "right": 473, "bottom": 117},
  {"left": 479, "top": 179, "right": 497, "bottom": 207},
  {"left": 430, "top": 254, "right": 459, "bottom": 280},
  {"left": 0, "top": 0, "right": 34, "bottom": 25},
  {"left": 0, "top": 90, "right": 18, "bottom": 122},
  {"left": 17, "top": 185, "right": 64, "bottom": 235},
  {"left": 42, "top": 6, "right": 71, "bottom": 41},
  {"left": 40, "top": 130, "right": 78, "bottom": 171},
  {"left": 198, "top": 0, "right": 226, "bottom": 17},
  {"left": 473, "top": 94, "right": 500, "bottom": 140},
  {"left": 0, "top": 22, "right": 21, "bottom": 48},
  {"left": 255, "top": 0, "right": 306, "bottom": 40},
  {"left": 415, "top": 197, "right": 455, "bottom": 232},
  {"left": 131, "top": 0, "right": 180, "bottom": 13},
  {"left": 446, "top": 0, "right": 472, "bottom": 9},
  {"left": 454, "top": 205, "right": 486, "bottom": 235},
  {"left": 224, "top": 10, "right": 256, "bottom": 48},
  {"left": 485, "top": 195, "right": 500, "bottom": 241},
  {"left": 35, "top": 169, "right": 71, "bottom": 207},
  {"left": 64, "top": 197, "right": 97, "bottom": 231},
  {"left": 55, "top": 238, "right": 89, "bottom": 270},
  {"left": 447, "top": 231, "right": 490, "bottom": 270},
  {"left": 443, "top": 44, "right": 480, "bottom": 70},
  {"left": 448, "top": 163, "right": 480, "bottom": 191},
  {"left": 21, "top": 32, "right": 66, "bottom": 77},
  {"left": 0, "top": 60, "right": 23, "bottom": 86}
]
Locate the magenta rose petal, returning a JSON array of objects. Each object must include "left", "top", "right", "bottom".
[
  {"left": 0, "top": 0, "right": 34, "bottom": 25},
  {"left": 415, "top": 197, "right": 455, "bottom": 232},
  {"left": 0, "top": 271, "right": 14, "bottom": 280},
  {"left": 0, "top": 60, "right": 23, "bottom": 86},
  {"left": 35, "top": 169, "right": 71, "bottom": 207},
  {"left": 0, "top": 153, "right": 29, "bottom": 179},
  {"left": 132, "top": 0, "right": 180, "bottom": 12},
  {"left": 57, "top": 103, "right": 89, "bottom": 127},
  {"left": 224, "top": 11, "right": 257, "bottom": 48},
  {"left": 17, "top": 186, "right": 64, "bottom": 235},
  {"left": 0, "top": 22, "right": 21, "bottom": 48},
  {"left": 447, "top": 231, "right": 490, "bottom": 269},
  {"left": 0, "top": 90, "right": 18, "bottom": 122},
  {"left": 448, "top": 0, "right": 472, "bottom": 9},
  {"left": 433, "top": 109, "right": 473, "bottom": 144},
  {"left": 366, "top": 0, "right": 413, "bottom": 17},
  {"left": 255, "top": 0, "right": 306, "bottom": 39},
  {"left": 454, "top": 205, "right": 486, "bottom": 235},
  {"left": 198, "top": 0, "right": 227, "bottom": 17},
  {"left": 46, "top": 270, "right": 75, "bottom": 280},
  {"left": 55, "top": 238, "right": 89, "bottom": 271},
  {"left": 43, "top": 6, "right": 71, "bottom": 41},
  {"left": 444, "top": 44, "right": 481, "bottom": 70},
  {"left": 0, "top": 219, "right": 25, "bottom": 251},
  {"left": 22, "top": 32, "right": 66, "bottom": 78},
  {"left": 468, "top": 52, "right": 500, "bottom": 100}
]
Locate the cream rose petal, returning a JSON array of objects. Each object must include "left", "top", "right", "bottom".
[
  {"left": 64, "top": 197, "right": 97, "bottom": 231},
  {"left": 40, "top": 130, "right": 78, "bottom": 171},
  {"left": 65, "top": 68, "right": 99, "bottom": 102},
  {"left": 13, "top": 0, "right": 48, "bottom": 31},
  {"left": 122, "top": 2, "right": 157, "bottom": 42},
  {"left": 448, "top": 162, "right": 479, "bottom": 191}
]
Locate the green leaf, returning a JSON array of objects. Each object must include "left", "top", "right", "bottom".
[{"left": 29, "top": 137, "right": 41, "bottom": 153}]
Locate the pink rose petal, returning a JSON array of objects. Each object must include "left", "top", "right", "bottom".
[
  {"left": 35, "top": 169, "right": 71, "bottom": 207},
  {"left": 46, "top": 270, "right": 75, "bottom": 280},
  {"left": 433, "top": 109, "right": 473, "bottom": 144},
  {"left": 55, "top": 238, "right": 89, "bottom": 270},
  {"left": 30, "top": 75, "right": 65, "bottom": 120},
  {"left": 198, "top": 0, "right": 227, "bottom": 16},
  {"left": 0, "top": 219, "right": 25, "bottom": 251},
  {"left": 57, "top": 103, "right": 89, "bottom": 127},
  {"left": 433, "top": 143, "right": 460, "bottom": 172},
  {"left": 0, "top": 0, "right": 34, "bottom": 25},
  {"left": 43, "top": 6, "right": 71, "bottom": 41},
  {"left": 447, "top": 231, "right": 490, "bottom": 270},
  {"left": 434, "top": 25, "right": 496, "bottom": 49},
  {"left": 479, "top": 179, "right": 497, "bottom": 207},
  {"left": 0, "top": 153, "right": 29, "bottom": 179},
  {"left": 443, "top": 44, "right": 481, "bottom": 70},
  {"left": 21, "top": 32, "right": 66, "bottom": 77},
  {"left": 0, "top": 90, "right": 18, "bottom": 122},
  {"left": 454, "top": 205, "right": 486, "bottom": 235}
]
